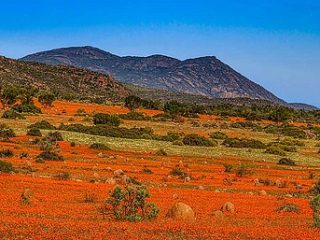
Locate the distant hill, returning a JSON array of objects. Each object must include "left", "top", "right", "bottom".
[
  {"left": 0, "top": 56, "right": 128, "bottom": 101},
  {"left": 21, "top": 46, "right": 283, "bottom": 103}
]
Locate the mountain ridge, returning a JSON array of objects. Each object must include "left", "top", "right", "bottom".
[{"left": 20, "top": 46, "right": 283, "bottom": 103}]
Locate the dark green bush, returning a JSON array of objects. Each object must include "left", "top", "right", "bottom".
[
  {"left": 27, "top": 128, "right": 42, "bottom": 137},
  {"left": 0, "top": 149, "right": 14, "bottom": 158},
  {"left": 210, "top": 131, "right": 227, "bottom": 140},
  {"left": 119, "top": 112, "right": 151, "bottom": 121},
  {"left": 93, "top": 113, "right": 121, "bottom": 127},
  {"left": 1, "top": 109, "right": 25, "bottom": 119},
  {"left": 89, "top": 143, "right": 110, "bottom": 150},
  {"left": 278, "top": 158, "right": 296, "bottom": 166},
  {"left": 0, "top": 160, "right": 14, "bottom": 173},
  {"left": 105, "top": 184, "right": 159, "bottom": 221},
  {"left": 46, "top": 131, "right": 63, "bottom": 141},
  {"left": 0, "top": 124, "right": 15, "bottom": 138},
  {"left": 222, "top": 138, "right": 266, "bottom": 149},
  {"left": 37, "top": 151, "right": 64, "bottom": 161},
  {"left": 182, "top": 134, "right": 215, "bottom": 147},
  {"left": 28, "top": 120, "right": 56, "bottom": 130},
  {"left": 12, "top": 103, "right": 41, "bottom": 114}
]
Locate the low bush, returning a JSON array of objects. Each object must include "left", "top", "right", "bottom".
[
  {"left": 172, "top": 140, "right": 184, "bottom": 146},
  {"left": 210, "top": 131, "right": 227, "bottom": 140},
  {"left": 28, "top": 120, "right": 56, "bottom": 130},
  {"left": 182, "top": 134, "right": 216, "bottom": 147},
  {"left": 12, "top": 103, "right": 41, "bottom": 114},
  {"left": 0, "top": 124, "right": 15, "bottom": 139},
  {"left": 46, "top": 131, "right": 63, "bottom": 142},
  {"left": 156, "top": 148, "right": 167, "bottom": 156},
  {"left": 278, "top": 158, "right": 296, "bottom": 166},
  {"left": 235, "top": 164, "right": 253, "bottom": 177},
  {"left": 104, "top": 184, "right": 159, "bottom": 221},
  {"left": 1, "top": 109, "right": 25, "bottom": 119},
  {"left": 119, "top": 112, "right": 151, "bottom": 121},
  {"left": 93, "top": 113, "right": 121, "bottom": 127},
  {"left": 265, "top": 145, "right": 287, "bottom": 156},
  {"left": 27, "top": 128, "right": 42, "bottom": 137},
  {"left": 90, "top": 143, "right": 110, "bottom": 150},
  {"left": 170, "top": 168, "right": 189, "bottom": 178},
  {"left": 222, "top": 138, "right": 266, "bottom": 149},
  {"left": 0, "top": 149, "right": 14, "bottom": 158},
  {"left": 37, "top": 151, "right": 64, "bottom": 161},
  {"left": 223, "top": 164, "right": 233, "bottom": 173},
  {"left": 0, "top": 160, "right": 14, "bottom": 173},
  {"left": 277, "top": 204, "right": 300, "bottom": 213},
  {"left": 55, "top": 172, "right": 71, "bottom": 180}
]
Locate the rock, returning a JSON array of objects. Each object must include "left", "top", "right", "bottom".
[
  {"left": 105, "top": 178, "right": 116, "bottom": 184},
  {"left": 97, "top": 152, "right": 104, "bottom": 158},
  {"left": 212, "top": 210, "right": 224, "bottom": 219},
  {"left": 166, "top": 202, "right": 195, "bottom": 222},
  {"left": 198, "top": 186, "right": 205, "bottom": 190},
  {"left": 221, "top": 202, "right": 235, "bottom": 214},
  {"left": 184, "top": 176, "right": 191, "bottom": 183},
  {"left": 214, "top": 189, "right": 220, "bottom": 193},
  {"left": 172, "top": 194, "right": 179, "bottom": 199},
  {"left": 113, "top": 169, "right": 124, "bottom": 176},
  {"left": 259, "top": 190, "right": 267, "bottom": 196},
  {"left": 179, "top": 160, "right": 184, "bottom": 168},
  {"left": 284, "top": 194, "right": 293, "bottom": 198}
]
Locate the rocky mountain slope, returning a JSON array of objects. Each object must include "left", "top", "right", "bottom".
[
  {"left": 21, "top": 46, "right": 283, "bottom": 103},
  {"left": 0, "top": 56, "right": 128, "bottom": 101}
]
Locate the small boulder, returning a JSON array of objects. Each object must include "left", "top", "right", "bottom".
[
  {"left": 221, "top": 202, "right": 235, "bottom": 214},
  {"left": 166, "top": 202, "right": 195, "bottom": 222},
  {"left": 113, "top": 169, "right": 124, "bottom": 176},
  {"left": 259, "top": 190, "right": 267, "bottom": 196}
]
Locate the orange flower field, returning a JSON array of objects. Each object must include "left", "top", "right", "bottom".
[{"left": 1, "top": 100, "right": 320, "bottom": 239}]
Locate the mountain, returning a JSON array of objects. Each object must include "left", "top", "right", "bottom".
[
  {"left": 0, "top": 56, "right": 128, "bottom": 101},
  {"left": 20, "top": 46, "right": 283, "bottom": 103}
]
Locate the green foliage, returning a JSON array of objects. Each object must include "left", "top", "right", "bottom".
[
  {"left": 277, "top": 204, "right": 300, "bottom": 213},
  {"left": 223, "top": 164, "right": 233, "bottom": 173},
  {"left": 278, "top": 158, "right": 296, "bottom": 166},
  {"left": 105, "top": 184, "right": 159, "bottom": 221},
  {"left": 1, "top": 109, "right": 25, "bottom": 119},
  {"left": 119, "top": 112, "right": 151, "bottom": 121},
  {"left": 12, "top": 103, "right": 41, "bottom": 114},
  {"left": 0, "top": 149, "right": 14, "bottom": 158},
  {"left": 55, "top": 172, "right": 71, "bottom": 180},
  {"left": 124, "top": 95, "right": 141, "bottom": 111},
  {"left": 222, "top": 138, "right": 266, "bottom": 149},
  {"left": 38, "top": 92, "right": 56, "bottom": 106},
  {"left": 93, "top": 113, "right": 121, "bottom": 127},
  {"left": 182, "top": 134, "right": 215, "bottom": 147},
  {"left": 37, "top": 151, "right": 64, "bottom": 161},
  {"left": 28, "top": 120, "right": 56, "bottom": 130},
  {"left": 0, "top": 160, "right": 14, "bottom": 173},
  {"left": 90, "top": 143, "right": 110, "bottom": 150},
  {"left": 235, "top": 164, "right": 253, "bottom": 177},
  {"left": 265, "top": 145, "right": 287, "bottom": 156},
  {"left": 310, "top": 195, "right": 320, "bottom": 227},
  {"left": 210, "top": 131, "right": 227, "bottom": 140},
  {"left": 46, "top": 131, "right": 64, "bottom": 141},
  {"left": 170, "top": 168, "right": 189, "bottom": 178},
  {"left": 155, "top": 148, "right": 167, "bottom": 156},
  {"left": 0, "top": 124, "right": 16, "bottom": 139},
  {"left": 27, "top": 128, "right": 42, "bottom": 137}
]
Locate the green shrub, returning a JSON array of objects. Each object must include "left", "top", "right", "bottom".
[
  {"left": 222, "top": 138, "right": 266, "bottom": 149},
  {"left": 235, "top": 164, "right": 253, "bottom": 177},
  {"left": 0, "top": 149, "right": 14, "bottom": 157},
  {"left": 210, "top": 131, "right": 227, "bottom": 140},
  {"left": 1, "top": 109, "right": 25, "bottom": 119},
  {"left": 119, "top": 112, "right": 151, "bottom": 121},
  {"left": 172, "top": 140, "right": 184, "bottom": 146},
  {"left": 12, "top": 103, "right": 41, "bottom": 114},
  {"left": 46, "top": 131, "right": 63, "bottom": 142},
  {"left": 55, "top": 172, "right": 71, "bottom": 180},
  {"left": 0, "top": 124, "right": 15, "bottom": 138},
  {"left": 0, "top": 160, "right": 14, "bottom": 173},
  {"left": 28, "top": 120, "right": 56, "bottom": 130},
  {"left": 182, "top": 134, "right": 215, "bottom": 147},
  {"left": 93, "top": 113, "right": 121, "bottom": 127},
  {"left": 223, "top": 164, "right": 233, "bottom": 173},
  {"left": 70, "top": 141, "right": 76, "bottom": 147},
  {"left": 310, "top": 195, "right": 320, "bottom": 227},
  {"left": 27, "top": 128, "right": 42, "bottom": 137},
  {"left": 265, "top": 145, "right": 287, "bottom": 156},
  {"left": 90, "top": 143, "right": 110, "bottom": 150},
  {"left": 37, "top": 151, "right": 64, "bottom": 161},
  {"left": 169, "top": 168, "right": 189, "bottom": 178},
  {"left": 156, "top": 148, "right": 167, "bottom": 156},
  {"left": 105, "top": 184, "right": 159, "bottom": 221},
  {"left": 278, "top": 158, "right": 296, "bottom": 166},
  {"left": 277, "top": 204, "right": 300, "bottom": 213}
]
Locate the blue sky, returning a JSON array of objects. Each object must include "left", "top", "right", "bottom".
[{"left": 1, "top": 0, "right": 319, "bottom": 106}]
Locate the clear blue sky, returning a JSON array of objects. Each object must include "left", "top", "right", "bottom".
[{"left": 1, "top": 0, "right": 319, "bottom": 106}]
